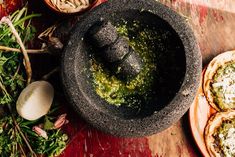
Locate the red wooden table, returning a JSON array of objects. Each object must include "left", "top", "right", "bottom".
[
  {"left": 59, "top": 1, "right": 235, "bottom": 157},
  {"left": 3, "top": 0, "right": 235, "bottom": 156},
  {"left": 60, "top": 1, "right": 235, "bottom": 157}
]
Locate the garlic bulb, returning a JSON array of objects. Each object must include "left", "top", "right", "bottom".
[{"left": 16, "top": 81, "right": 54, "bottom": 121}]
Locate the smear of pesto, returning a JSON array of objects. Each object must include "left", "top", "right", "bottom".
[
  {"left": 212, "top": 62, "right": 235, "bottom": 110},
  {"left": 90, "top": 21, "right": 170, "bottom": 107},
  {"left": 213, "top": 119, "right": 235, "bottom": 157}
]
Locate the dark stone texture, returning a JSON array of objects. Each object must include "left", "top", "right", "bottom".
[
  {"left": 116, "top": 49, "right": 143, "bottom": 80},
  {"left": 87, "top": 21, "right": 143, "bottom": 79},
  {"left": 102, "top": 37, "right": 129, "bottom": 63},
  {"left": 88, "top": 21, "right": 119, "bottom": 47},
  {"left": 61, "top": 0, "right": 202, "bottom": 137}
]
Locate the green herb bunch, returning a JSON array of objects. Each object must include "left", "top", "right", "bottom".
[
  {"left": 0, "top": 7, "right": 38, "bottom": 105},
  {"left": 0, "top": 7, "right": 69, "bottom": 157},
  {"left": 0, "top": 113, "right": 68, "bottom": 157},
  {"left": 0, "top": 116, "right": 23, "bottom": 157},
  {"left": 21, "top": 113, "right": 68, "bottom": 157}
]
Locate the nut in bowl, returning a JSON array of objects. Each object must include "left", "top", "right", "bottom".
[{"left": 44, "top": 0, "right": 98, "bottom": 14}]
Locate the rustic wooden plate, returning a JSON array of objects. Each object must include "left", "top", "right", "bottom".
[{"left": 189, "top": 71, "right": 217, "bottom": 157}]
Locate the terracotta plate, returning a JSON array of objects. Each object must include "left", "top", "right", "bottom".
[{"left": 189, "top": 71, "right": 217, "bottom": 157}]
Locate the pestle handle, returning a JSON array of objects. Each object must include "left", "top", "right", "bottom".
[
  {"left": 102, "top": 37, "right": 130, "bottom": 63},
  {"left": 88, "top": 22, "right": 119, "bottom": 47},
  {"left": 88, "top": 21, "right": 143, "bottom": 80},
  {"left": 116, "top": 48, "right": 142, "bottom": 80}
]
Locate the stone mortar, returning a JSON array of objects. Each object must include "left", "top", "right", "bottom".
[{"left": 61, "top": 0, "right": 202, "bottom": 137}]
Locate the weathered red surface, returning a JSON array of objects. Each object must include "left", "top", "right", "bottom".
[
  {"left": 59, "top": 1, "right": 235, "bottom": 157},
  {"left": 0, "top": 0, "right": 24, "bottom": 17},
  {"left": 2, "top": 0, "right": 235, "bottom": 156},
  {"left": 161, "top": 0, "right": 235, "bottom": 65},
  {"left": 61, "top": 123, "right": 152, "bottom": 157},
  {"left": 60, "top": 111, "right": 198, "bottom": 157}
]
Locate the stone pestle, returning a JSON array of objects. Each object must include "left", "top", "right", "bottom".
[{"left": 88, "top": 21, "right": 143, "bottom": 80}]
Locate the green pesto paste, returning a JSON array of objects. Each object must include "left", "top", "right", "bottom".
[
  {"left": 90, "top": 21, "right": 170, "bottom": 107},
  {"left": 213, "top": 119, "right": 235, "bottom": 157},
  {"left": 212, "top": 62, "right": 235, "bottom": 110}
]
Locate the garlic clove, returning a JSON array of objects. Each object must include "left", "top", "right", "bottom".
[{"left": 16, "top": 81, "right": 54, "bottom": 121}]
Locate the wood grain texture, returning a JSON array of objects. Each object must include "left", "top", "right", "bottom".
[
  {"left": 160, "top": 0, "right": 235, "bottom": 65},
  {"left": 2, "top": 0, "right": 235, "bottom": 156},
  {"left": 58, "top": 1, "right": 235, "bottom": 156},
  {"left": 147, "top": 122, "right": 198, "bottom": 157}
]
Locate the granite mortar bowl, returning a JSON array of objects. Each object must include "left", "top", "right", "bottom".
[{"left": 61, "top": 0, "right": 202, "bottom": 137}]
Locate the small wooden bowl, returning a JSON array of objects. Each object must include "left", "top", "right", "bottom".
[{"left": 43, "top": 0, "right": 99, "bottom": 14}]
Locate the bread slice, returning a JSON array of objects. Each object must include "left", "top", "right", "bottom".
[
  {"left": 203, "top": 50, "right": 235, "bottom": 111},
  {"left": 205, "top": 111, "right": 235, "bottom": 157}
]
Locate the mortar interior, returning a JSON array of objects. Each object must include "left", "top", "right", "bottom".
[{"left": 79, "top": 10, "right": 186, "bottom": 119}]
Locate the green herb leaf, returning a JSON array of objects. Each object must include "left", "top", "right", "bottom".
[{"left": 44, "top": 116, "right": 54, "bottom": 130}]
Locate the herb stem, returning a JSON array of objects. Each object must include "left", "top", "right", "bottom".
[
  {"left": 0, "top": 14, "right": 41, "bottom": 40},
  {"left": 0, "top": 45, "right": 47, "bottom": 54},
  {"left": 14, "top": 125, "right": 27, "bottom": 157},
  {"left": 42, "top": 67, "right": 60, "bottom": 80},
  {"left": 38, "top": 25, "right": 57, "bottom": 40},
  {"left": 18, "top": 142, "right": 27, "bottom": 157},
  {"left": 11, "top": 114, "right": 38, "bottom": 157},
  {"left": 6, "top": 102, "right": 37, "bottom": 157},
  {"left": 0, "top": 76, "right": 11, "bottom": 99},
  {"left": 0, "top": 17, "right": 32, "bottom": 84},
  {"left": 14, "top": 14, "right": 41, "bottom": 29}
]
